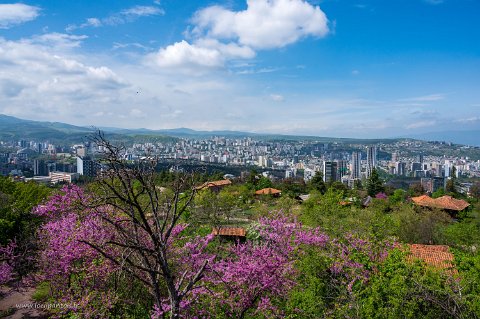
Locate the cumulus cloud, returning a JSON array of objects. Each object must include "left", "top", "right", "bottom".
[
  {"left": 0, "top": 36, "right": 128, "bottom": 119},
  {"left": 192, "top": 0, "right": 329, "bottom": 49},
  {"left": 150, "top": 0, "right": 329, "bottom": 72},
  {"left": 0, "top": 3, "right": 40, "bottom": 29},
  {"left": 146, "top": 39, "right": 255, "bottom": 74}
]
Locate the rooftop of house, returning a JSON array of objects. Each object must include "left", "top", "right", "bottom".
[
  {"left": 212, "top": 227, "right": 246, "bottom": 237},
  {"left": 255, "top": 187, "right": 282, "bottom": 195},
  {"left": 407, "top": 244, "right": 456, "bottom": 271},
  {"left": 196, "top": 179, "right": 232, "bottom": 190},
  {"left": 411, "top": 195, "right": 470, "bottom": 211}
]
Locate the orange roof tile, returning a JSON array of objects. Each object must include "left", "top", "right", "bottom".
[
  {"left": 196, "top": 179, "right": 232, "bottom": 190},
  {"left": 434, "top": 195, "right": 470, "bottom": 211},
  {"left": 407, "top": 244, "right": 456, "bottom": 271},
  {"left": 212, "top": 227, "right": 246, "bottom": 237},
  {"left": 411, "top": 195, "right": 469, "bottom": 211},
  {"left": 255, "top": 188, "right": 282, "bottom": 195}
]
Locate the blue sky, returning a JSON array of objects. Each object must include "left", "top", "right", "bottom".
[{"left": 0, "top": 0, "right": 479, "bottom": 138}]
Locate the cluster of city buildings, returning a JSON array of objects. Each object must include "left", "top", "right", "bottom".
[{"left": 1, "top": 137, "right": 479, "bottom": 194}]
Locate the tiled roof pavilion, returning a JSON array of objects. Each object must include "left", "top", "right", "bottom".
[
  {"left": 255, "top": 188, "right": 281, "bottom": 195},
  {"left": 412, "top": 195, "right": 469, "bottom": 211},
  {"left": 407, "top": 244, "right": 456, "bottom": 272}
]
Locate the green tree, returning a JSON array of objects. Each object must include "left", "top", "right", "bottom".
[
  {"left": 432, "top": 187, "right": 446, "bottom": 198},
  {"left": 192, "top": 188, "right": 237, "bottom": 227},
  {"left": 0, "top": 177, "right": 51, "bottom": 245},
  {"left": 256, "top": 176, "right": 273, "bottom": 190},
  {"left": 358, "top": 249, "right": 476, "bottom": 319},
  {"left": 302, "top": 188, "right": 344, "bottom": 226},
  {"left": 408, "top": 182, "right": 424, "bottom": 197},
  {"left": 446, "top": 166, "right": 458, "bottom": 194},
  {"left": 470, "top": 182, "right": 480, "bottom": 199},
  {"left": 389, "top": 189, "right": 407, "bottom": 204},
  {"left": 366, "top": 168, "right": 384, "bottom": 197},
  {"left": 309, "top": 171, "right": 327, "bottom": 194},
  {"left": 446, "top": 179, "right": 456, "bottom": 194}
]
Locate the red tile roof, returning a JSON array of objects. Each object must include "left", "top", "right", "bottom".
[
  {"left": 412, "top": 195, "right": 469, "bottom": 211},
  {"left": 212, "top": 227, "right": 246, "bottom": 237},
  {"left": 407, "top": 244, "right": 456, "bottom": 271},
  {"left": 255, "top": 188, "right": 281, "bottom": 195},
  {"left": 196, "top": 179, "right": 232, "bottom": 190}
]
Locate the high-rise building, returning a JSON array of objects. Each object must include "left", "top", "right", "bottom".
[
  {"left": 366, "top": 146, "right": 377, "bottom": 178},
  {"left": 391, "top": 152, "right": 398, "bottom": 162},
  {"left": 421, "top": 177, "right": 445, "bottom": 193},
  {"left": 33, "top": 159, "right": 48, "bottom": 176},
  {"left": 412, "top": 162, "right": 422, "bottom": 173},
  {"left": 77, "top": 156, "right": 97, "bottom": 177},
  {"left": 335, "top": 160, "right": 348, "bottom": 181},
  {"left": 351, "top": 151, "right": 361, "bottom": 179},
  {"left": 323, "top": 161, "right": 338, "bottom": 183},
  {"left": 396, "top": 162, "right": 406, "bottom": 176}
]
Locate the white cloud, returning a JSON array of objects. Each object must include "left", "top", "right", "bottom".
[
  {"left": 270, "top": 94, "right": 285, "bottom": 102},
  {"left": 29, "top": 33, "right": 88, "bottom": 49},
  {"left": 192, "top": 0, "right": 329, "bottom": 49},
  {"left": 121, "top": 6, "right": 164, "bottom": 18},
  {"left": 147, "top": 40, "right": 223, "bottom": 69},
  {"left": 0, "top": 3, "right": 40, "bottom": 29},
  {"left": 150, "top": 0, "right": 328, "bottom": 73},
  {"left": 455, "top": 116, "right": 480, "bottom": 124},
  {"left": 406, "top": 120, "right": 436, "bottom": 129},
  {"left": 424, "top": 0, "right": 444, "bottom": 5},
  {"left": 147, "top": 39, "right": 255, "bottom": 74},
  {"left": 130, "top": 108, "right": 146, "bottom": 118},
  {"left": 0, "top": 36, "right": 128, "bottom": 120},
  {"left": 401, "top": 93, "right": 446, "bottom": 102},
  {"left": 237, "top": 67, "right": 279, "bottom": 75},
  {"left": 85, "top": 17, "right": 102, "bottom": 27},
  {"left": 103, "top": 5, "right": 164, "bottom": 25},
  {"left": 67, "top": 5, "right": 164, "bottom": 31}
]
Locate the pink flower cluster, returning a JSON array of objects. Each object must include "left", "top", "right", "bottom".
[{"left": 0, "top": 240, "right": 17, "bottom": 284}]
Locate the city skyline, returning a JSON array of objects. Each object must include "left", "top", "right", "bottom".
[{"left": 0, "top": 0, "right": 479, "bottom": 138}]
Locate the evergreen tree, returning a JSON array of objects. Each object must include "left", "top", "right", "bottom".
[
  {"left": 366, "top": 168, "right": 384, "bottom": 197},
  {"left": 309, "top": 171, "right": 327, "bottom": 194},
  {"left": 445, "top": 166, "right": 457, "bottom": 194}
]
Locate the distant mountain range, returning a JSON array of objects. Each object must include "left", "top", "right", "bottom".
[{"left": 0, "top": 114, "right": 478, "bottom": 146}]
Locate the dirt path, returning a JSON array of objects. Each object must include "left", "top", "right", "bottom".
[{"left": 0, "top": 286, "right": 48, "bottom": 319}]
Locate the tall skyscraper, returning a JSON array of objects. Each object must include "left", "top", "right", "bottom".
[
  {"left": 416, "top": 154, "right": 424, "bottom": 164},
  {"left": 323, "top": 161, "right": 338, "bottom": 183},
  {"left": 366, "top": 146, "right": 377, "bottom": 178},
  {"left": 33, "top": 159, "right": 47, "bottom": 176},
  {"left": 351, "top": 151, "right": 361, "bottom": 179},
  {"left": 335, "top": 160, "right": 348, "bottom": 181},
  {"left": 396, "top": 162, "right": 406, "bottom": 176},
  {"left": 77, "top": 156, "right": 97, "bottom": 177}
]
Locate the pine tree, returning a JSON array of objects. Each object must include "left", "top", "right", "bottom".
[{"left": 366, "top": 168, "right": 384, "bottom": 197}]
